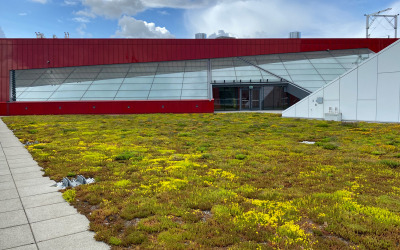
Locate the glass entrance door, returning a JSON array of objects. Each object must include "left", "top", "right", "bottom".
[
  {"left": 240, "top": 87, "right": 261, "bottom": 110},
  {"left": 240, "top": 88, "right": 250, "bottom": 110},
  {"left": 251, "top": 87, "right": 261, "bottom": 110}
]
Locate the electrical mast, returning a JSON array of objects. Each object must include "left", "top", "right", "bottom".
[{"left": 365, "top": 8, "right": 399, "bottom": 38}]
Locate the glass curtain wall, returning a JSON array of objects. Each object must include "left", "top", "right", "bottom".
[
  {"left": 211, "top": 57, "right": 281, "bottom": 84},
  {"left": 242, "top": 48, "right": 373, "bottom": 92},
  {"left": 14, "top": 60, "right": 209, "bottom": 101},
  {"left": 13, "top": 48, "right": 373, "bottom": 105}
]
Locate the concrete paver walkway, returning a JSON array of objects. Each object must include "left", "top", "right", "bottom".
[{"left": 0, "top": 119, "right": 109, "bottom": 250}]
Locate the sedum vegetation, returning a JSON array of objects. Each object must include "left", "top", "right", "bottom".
[{"left": 3, "top": 113, "right": 400, "bottom": 249}]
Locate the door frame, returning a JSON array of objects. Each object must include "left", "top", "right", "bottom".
[{"left": 240, "top": 86, "right": 261, "bottom": 110}]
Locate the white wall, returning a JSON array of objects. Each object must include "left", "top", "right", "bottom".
[{"left": 282, "top": 40, "right": 400, "bottom": 123}]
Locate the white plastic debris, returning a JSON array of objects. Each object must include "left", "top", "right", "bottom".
[
  {"left": 55, "top": 175, "right": 95, "bottom": 189},
  {"left": 300, "top": 141, "right": 316, "bottom": 144}
]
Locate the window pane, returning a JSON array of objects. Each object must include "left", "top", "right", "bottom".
[
  {"left": 148, "top": 90, "right": 182, "bottom": 98},
  {"left": 92, "top": 78, "right": 124, "bottom": 84},
  {"left": 49, "top": 91, "right": 86, "bottom": 99},
  {"left": 151, "top": 84, "right": 182, "bottom": 90},
  {"left": 123, "top": 77, "right": 154, "bottom": 84},
  {"left": 182, "top": 83, "right": 208, "bottom": 89},
  {"left": 183, "top": 77, "right": 207, "bottom": 84},
  {"left": 153, "top": 78, "right": 183, "bottom": 84},
  {"left": 184, "top": 71, "right": 207, "bottom": 77},
  {"left": 88, "top": 84, "right": 121, "bottom": 91},
  {"left": 119, "top": 84, "right": 152, "bottom": 91},
  {"left": 58, "top": 84, "right": 90, "bottom": 91},
  {"left": 83, "top": 91, "right": 117, "bottom": 98},
  {"left": 182, "top": 89, "right": 208, "bottom": 97},
  {"left": 115, "top": 91, "right": 149, "bottom": 98}
]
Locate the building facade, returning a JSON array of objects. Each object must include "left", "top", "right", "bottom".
[
  {"left": 0, "top": 38, "right": 396, "bottom": 115},
  {"left": 283, "top": 39, "right": 400, "bottom": 123}
]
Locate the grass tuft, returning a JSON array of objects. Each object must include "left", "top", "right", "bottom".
[
  {"left": 62, "top": 189, "right": 76, "bottom": 203},
  {"left": 380, "top": 159, "right": 400, "bottom": 168}
]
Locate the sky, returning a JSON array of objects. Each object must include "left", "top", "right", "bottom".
[{"left": 0, "top": 0, "right": 399, "bottom": 39}]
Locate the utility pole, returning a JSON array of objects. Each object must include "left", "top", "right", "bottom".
[{"left": 365, "top": 8, "right": 399, "bottom": 38}]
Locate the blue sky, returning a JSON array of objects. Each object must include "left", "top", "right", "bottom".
[{"left": 0, "top": 0, "right": 399, "bottom": 39}]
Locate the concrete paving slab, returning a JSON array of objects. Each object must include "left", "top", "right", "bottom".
[
  {"left": 7, "top": 157, "right": 36, "bottom": 164},
  {"left": 0, "top": 174, "right": 12, "bottom": 183},
  {"left": 0, "top": 198, "right": 23, "bottom": 213},
  {"left": 0, "top": 188, "right": 19, "bottom": 201},
  {"left": 3, "top": 147, "right": 30, "bottom": 152},
  {"left": 0, "top": 164, "right": 9, "bottom": 171},
  {"left": 0, "top": 210, "right": 28, "bottom": 229},
  {"left": 0, "top": 224, "right": 35, "bottom": 250},
  {"left": 3, "top": 142, "right": 27, "bottom": 146},
  {"left": 8, "top": 162, "right": 40, "bottom": 169},
  {"left": 17, "top": 184, "right": 58, "bottom": 198},
  {"left": 4, "top": 154, "right": 34, "bottom": 160},
  {"left": 11, "top": 167, "right": 43, "bottom": 175},
  {"left": 7, "top": 158, "right": 36, "bottom": 164},
  {"left": 21, "top": 192, "right": 64, "bottom": 209},
  {"left": 31, "top": 213, "right": 88, "bottom": 242},
  {"left": 9, "top": 244, "right": 38, "bottom": 250},
  {"left": 0, "top": 134, "right": 14, "bottom": 138},
  {"left": 0, "top": 181, "right": 15, "bottom": 191},
  {"left": 2, "top": 150, "right": 32, "bottom": 157},
  {"left": 0, "top": 169, "right": 11, "bottom": 176},
  {"left": 12, "top": 172, "right": 44, "bottom": 181},
  {"left": 1, "top": 143, "right": 25, "bottom": 148},
  {"left": 37, "top": 231, "right": 109, "bottom": 250},
  {"left": 15, "top": 177, "right": 54, "bottom": 189},
  {"left": 26, "top": 203, "right": 77, "bottom": 223}
]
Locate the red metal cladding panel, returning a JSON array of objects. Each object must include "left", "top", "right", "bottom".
[
  {"left": 54, "top": 44, "right": 60, "bottom": 68},
  {"left": 22, "top": 41, "right": 28, "bottom": 70},
  {"left": 84, "top": 43, "right": 89, "bottom": 66},
  {"left": 113, "top": 44, "right": 118, "bottom": 64},
  {"left": 12, "top": 43, "right": 17, "bottom": 70},
  {"left": 47, "top": 43, "right": 54, "bottom": 69},
  {"left": 0, "top": 102, "right": 6, "bottom": 115},
  {"left": 0, "top": 43, "right": 3, "bottom": 78},
  {"left": 78, "top": 44, "right": 84, "bottom": 66},
  {"left": 5, "top": 100, "right": 214, "bottom": 115},
  {"left": 0, "top": 38, "right": 398, "bottom": 103},
  {"left": 104, "top": 42, "right": 110, "bottom": 65},
  {"left": 38, "top": 43, "right": 45, "bottom": 69}
]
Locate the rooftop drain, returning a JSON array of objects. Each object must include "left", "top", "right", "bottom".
[{"left": 55, "top": 175, "right": 95, "bottom": 189}]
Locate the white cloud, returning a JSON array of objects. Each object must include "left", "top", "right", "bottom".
[
  {"left": 64, "top": 0, "right": 79, "bottom": 5},
  {"left": 80, "top": 0, "right": 211, "bottom": 19},
  {"left": 0, "top": 27, "right": 5, "bottom": 38},
  {"left": 143, "top": 0, "right": 211, "bottom": 9},
  {"left": 75, "top": 10, "right": 96, "bottom": 18},
  {"left": 158, "top": 10, "right": 170, "bottom": 15},
  {"left": 184, "top": 0, "right": 377, "bottom": 38},
  {"left": 82, "top": 0, "right": 145, "bottom": 18},
  {"left": 18, "top": 13, "right": 28, "bottom": 16},
  {"left": 208, "top": 30, "right": 235, "bottom": 38},
  {"left": 30, "top": 0, "right": 47, "bottom": 3},
  {"left": 114, "top": 15, "right": 174, "bottom": 38},
  {"left": 76, "top": 23, "right": 92, "bottom": 37},
  {"left": 73, "top": 17, "right": 90, "bottom": 23}
]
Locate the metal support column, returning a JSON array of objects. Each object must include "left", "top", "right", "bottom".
[{"left": 11, "top": 70, "right": 16, "bottom": 102}]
